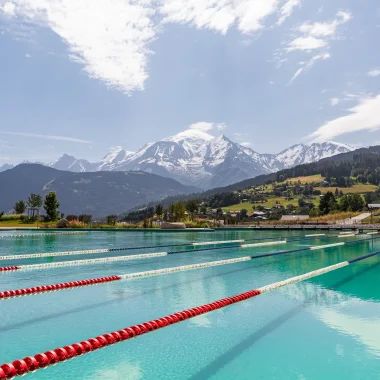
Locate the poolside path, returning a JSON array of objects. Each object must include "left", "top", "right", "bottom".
[{"left": 337, "top": 212, "right": 371, "bottom": 225}]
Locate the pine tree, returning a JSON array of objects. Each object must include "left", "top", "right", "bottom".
[
  {"left": 155, "top": 204, "right": 164, "bottom": 220},
  {"left": 43, "top": 192, "right": 60, "bottom": 221},
  {"left": 14, "top": 200, "right": 26, "bottom": 214}
]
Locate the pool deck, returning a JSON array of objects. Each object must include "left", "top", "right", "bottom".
[{"left": 1, "top": 224, "right": 380, "bottom": 232}]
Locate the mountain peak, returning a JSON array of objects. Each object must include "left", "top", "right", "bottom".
[{"left": 164, "top": 128, "right": 214, "bottom": 143}]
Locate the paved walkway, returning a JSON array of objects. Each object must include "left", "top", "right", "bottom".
[{"left": 337, "top": 213, "right": 371, "bottom": 225}]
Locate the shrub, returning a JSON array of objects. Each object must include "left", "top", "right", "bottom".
[
  {"left": 107, "top": 215, "right": 118, "bottom": 226},
  {"left": 66, "top": 215, "right": 79, "bottom": 221},
  {"left": 0, "top": 214, "right": 27, "bottom": 221},
  {"left": 79, "top": 215, "right": 92, "bottom": 224}
]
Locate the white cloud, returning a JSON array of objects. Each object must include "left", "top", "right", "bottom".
[
  {"left": 2, "top": 0, "right": 156, "bottom": 94},
  {"left": 189, "top": 121, "right": 227, "bottom": 134},
  {"left": 288, "top": 67, "right": 304, "bottom": 84},
  {"left": 189, "top": 122, "right": 214, "bottom": 132},
  {"left": 297, "top": 11, "right": 351, "bottom": 37},
  {"left": 240, "top": 141, "right": 252, "bottom": 147},
  {"left": 2, "top": 0, "right": 287, "bottom": 95},
  {"left": 310, "top": 94, "right": 380, "bottom": 142},
  {"left": 277, "top": 0, "right": 302, "bottom": 26},
  {"left": 287, "top": 36, "right": 327, "bottom": 52},
  {"left": 288, "top": 52, "right": 330, "bottom": 84},
  {"left": 368, "top": 68, "right": 380, "bottom": 77},
  {"left": 330, "top": 97, "right": 340, "bottom": 106},
  {"left": 284, "top": 10, "right": 350, "bottom": 83},
  {"left": 159, "top": 0, "right": 281, "bottom": 35},
  {"left": 287, "top": 11, "right": 351, "bottom": 52},
  {"left": 25, "top": 53, "right": 31, "bottom": 58},
  {"left": 215, "top": 123, "right": 227, "bottom": 131},
  {"left": 2, "top": 1, "right": 15, "bottom": 15},
  {"left": 0, "top": 131, "right": 92, "bottom": 144}
]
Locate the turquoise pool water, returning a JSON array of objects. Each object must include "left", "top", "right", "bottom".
[{"left": 1, "top": 230, "right": 380, "bottom": 379}]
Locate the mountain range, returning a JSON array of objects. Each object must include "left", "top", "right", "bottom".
[
  {"left": 0, "top": 129, "right": 353, "bottom": 189},
  {"left": 0, "top": 164, "right": 199, "bottom": 216}
]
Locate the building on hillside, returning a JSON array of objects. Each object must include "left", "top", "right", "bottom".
[{"left": 280, "top": 215, "right": 309, "bottom": 221}]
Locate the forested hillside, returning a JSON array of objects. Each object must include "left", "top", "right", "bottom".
[{"left": 274, "top": 150, "right": 380, "bottom": 187}]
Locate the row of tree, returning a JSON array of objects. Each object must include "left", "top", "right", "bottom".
[
  {"left": 319, "top": 192, "right": 365, "bottom": 215},
  {"left": 14, "top": 192, "right": 60, "bottom": 221}
]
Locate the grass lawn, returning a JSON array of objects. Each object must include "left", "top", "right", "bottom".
[
  {"left": 285, "top": 174, "right": 324, "bottom": 184},
  {"left": 0, "top": 219, "right": 39, "bottom": 228},
  {"left": 222, "top": 196, "right": 319, "bottom": 212},
  {"left": 315, "top": 184, "right": 377, "bottom": 194}
]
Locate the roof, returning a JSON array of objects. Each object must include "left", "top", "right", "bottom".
[
  {"left": 368, "top": 204, "right": 380, "bottom": 209},
  {"left": 280, "top": 215, "right": 309, "bottom": 221}
]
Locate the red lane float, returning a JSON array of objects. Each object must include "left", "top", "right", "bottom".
[
  {"left": 0, "top": 266, "right": 20, "bottom": 272},
  {"left": 0, "top": 276, "right": 121, "bottom": 300},
  {"left": 3, "top": 248, "right": 380, "bottom": 378},
  {"left": 0, "top": 288, "right": 261, "bottom": 378}
]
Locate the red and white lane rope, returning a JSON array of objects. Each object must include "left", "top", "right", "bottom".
[
  {"left": 1, "top": 249, "right": 379, "bottom": 379},
  {"left": 0, "top": 238, "right": 376, "bottom": 299},
  {"left": 0, "top": 252, "right": 168, "bottom": 272},
  {"left": 0, "top": 257, "right": 253, "bottom": 300},
  {"left": 0, "top": 232, "right": 87, "bottom": 239}
]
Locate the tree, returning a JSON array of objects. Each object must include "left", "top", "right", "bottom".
[
  {"left": 338, "top": 195, "right": 350, "bottom": 212},
  {"left": 43, "top": 191, "right": 60, "bottom": 221},
  {"left": 155, "top": 204, "right": 164, "bottom": 220},
  {"left": 240, "top": 209, "right": 248, "bottom": 219},
  {"left": 349, "top": 194, "right": 365, "bottom": 212},
  {"left": 185, "top": 200, "right": 198, "bottom": 220},
  {"left": 27, "top": 193, "right": 42, "bottom": 218},
  {"left": 14, "top": 200, "right": 26, "bottom": 214},
  {"left": 173, "top": 202, "right": 186, "bottom": 221},
  {"left": 107, "top": 215, "right": 117, "bottom": 225},
  {"left": 298, "top": 198, "right": 306, "bottom": 208},
  {"left": 319, "top": 191, "right": 337, "bottom": 215}
]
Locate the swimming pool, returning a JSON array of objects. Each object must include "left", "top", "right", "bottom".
[{"left": 1, "top": 230, "right": 380, "bottom": 379}]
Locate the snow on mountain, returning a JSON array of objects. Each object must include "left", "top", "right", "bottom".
[
  {"left": 97, "top": 147, "right": 135, "bottom": 171},
  {"left": 50, "top": 154, "right": 95, "bottom": 172},
  {"left": 0, "top": 163, "right": 14, "bottom": 172},
  {"left": 18, "top": 130, "right": 355, "bottom": 189},
  {"left": 274, "top": 142, "right": 355, "bottom": 169}
]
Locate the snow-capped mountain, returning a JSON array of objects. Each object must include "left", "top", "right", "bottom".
[
  {"left": 274, "top": 142, "right": 354, "bottom": 169},
  {"left": 40, "top": 130, "right": 355, "bottom": 189}
]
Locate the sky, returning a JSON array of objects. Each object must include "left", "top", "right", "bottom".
[{"left": 0, "top": 0, "right": 379, "bottom": 165}]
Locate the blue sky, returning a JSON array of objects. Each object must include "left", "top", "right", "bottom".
[{"left": 0, "top": 0, "right": 379, "bottom": 165}]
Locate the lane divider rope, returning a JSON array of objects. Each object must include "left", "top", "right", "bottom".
[
  {"left": 1, "top": 235, "right": 379, "bottom": 273},
  {"left": 0, "top": 232, "right": 362, "bottom": 261},
  {"left": 2, "top": 248, "right": 380, "bottom": 379},
  {"left": 0, "top": 232, "right": 87, "bottom": 239},
  {"left": 240, "top": 240, "right": 286, "bottom": 248},
  {"left": 1, "top": 236, "right": 378, "bottom": 298},
  {"left": 191, "top": 240, "right": 244, "bottom": 246}
]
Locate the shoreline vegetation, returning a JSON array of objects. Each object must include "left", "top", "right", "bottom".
[{"left": 1, "top": 173, "right": 379, "bottom": 229}]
